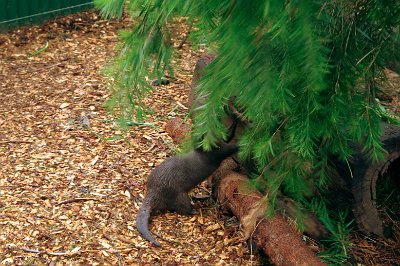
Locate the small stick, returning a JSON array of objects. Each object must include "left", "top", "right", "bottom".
[
  {"left": 35, "top": 62, "right": 63, "bottom": 71},
  {"left": 20, "top": 248, "right": 40, "bottom": 254},
  {"left": 144, "top": 143, "right": 156, "bottom": 153},
  {"left": 20, "top": 247, "right": 79, "bottom": 256},
  {"left": 0, "top": 140, "right": 33, "bottom": 145},
  {"left": 102, "top": 233, "right": 114, "bottom": 242},
  {"left": 57, "top": 198, "right": 97, "bottom": 205},
  {"left": 227, "top": 100, "right": 250, "bottom": 125}
]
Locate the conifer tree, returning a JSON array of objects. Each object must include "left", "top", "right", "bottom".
[{"left": 94, "top": 0, "right": 399, "bottom": 233}]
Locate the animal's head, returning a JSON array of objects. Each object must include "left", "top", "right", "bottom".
[{"left": 196, "top": 141, "right": 238, "bottom": 163}]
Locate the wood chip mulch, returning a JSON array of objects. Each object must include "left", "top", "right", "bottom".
[
  {"left": 0, "top": 11, "right": 259, "bottom": 265},
  {"left": 1, "top": 10, "right": 399, "bottom": 266}
]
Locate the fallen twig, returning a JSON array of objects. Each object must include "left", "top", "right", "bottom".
[
  {"left": 227, "top": 99, "right": 250, "bottom": 126},
  {"left": 20, "top": 247, "right": 81, "bottom": 256},
  {"left": 144, "top": 143, "right": 156, "bottom": 153},
  {"left": 100, "top": 119, "right": 158, "bottom": 129},
  {"left": 102, "top": 233, "right": 114, "bottom": 242},
  {"left": 20, "top": 248, "right": 40, "bottom": 254},
  {"left": 0, "top": 140, "right": 33, "bottom": 145},
  {"left": 57, "top": 197, "right": 97, "bottom": 205}
]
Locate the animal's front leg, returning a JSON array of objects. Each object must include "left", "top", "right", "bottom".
[{"left": 172, "top": 193, "right": 198, "bottom": 215}]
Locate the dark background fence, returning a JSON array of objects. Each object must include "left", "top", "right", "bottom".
[{"left": 0, "top": 0, "right": 93, "bottom": 31}]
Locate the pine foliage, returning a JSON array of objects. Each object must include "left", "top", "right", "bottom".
[{"left": 95, "top": 0, "right": 399, "bottom": 226}]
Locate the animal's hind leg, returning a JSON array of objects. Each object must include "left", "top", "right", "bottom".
[{"left": 172, "top": 193, "right": 197, "bottom": 215}]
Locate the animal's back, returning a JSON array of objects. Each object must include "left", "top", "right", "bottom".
[
  {"left": 147, "top": 152, "right": 212, "bottom": 191},
  {"left": 136, "top": 140, "right": 237, "bottom": 246}
]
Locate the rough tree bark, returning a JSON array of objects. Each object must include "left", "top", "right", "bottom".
[
  {"left": 212, "top": 158, "right": 326, "bottom": 266},
  {"left": 164, "top": 117, "right": 191, "bottom": 144}
]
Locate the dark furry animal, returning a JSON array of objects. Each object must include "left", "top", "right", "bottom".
[{"left": 136, "top": 121, "right": 238, "bottom": 246}]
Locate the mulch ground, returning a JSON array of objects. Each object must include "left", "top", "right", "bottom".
[
  {"left": 0, "top": 10, "right": 399, "bottom": 266},
  {"left": 0, "top": 12, "right": 257, "bottom": 265}
]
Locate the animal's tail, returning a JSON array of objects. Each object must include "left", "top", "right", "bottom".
[{"left": 136, "top": 196, "right": 161, "bottom": 247}]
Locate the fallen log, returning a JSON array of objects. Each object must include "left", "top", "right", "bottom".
[
  {"left": 188, "top": 53, "right": 216, "bottom": 116},
  {"left": 164, "top": 117, "right": 191, "bottom": 144},
  {"left": 334, "top": 122, "right": 400, "bottom": 237},
  {"left": 212, "top": 158, "right": 326, "bottom": 266}
]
